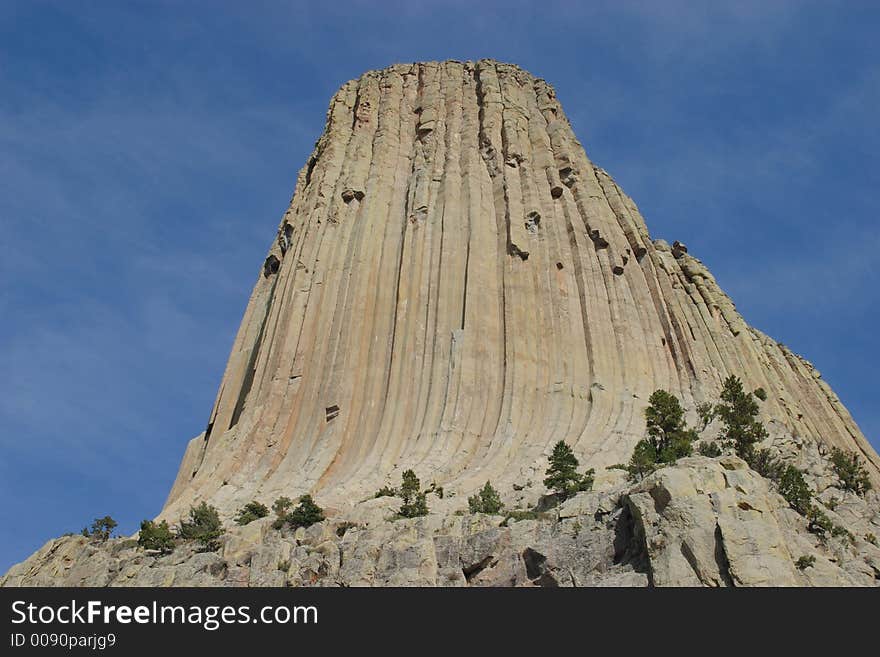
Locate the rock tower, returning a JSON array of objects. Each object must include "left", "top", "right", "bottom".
[{"left": 161, "top": 59, "right": 879, "bottom": 521}]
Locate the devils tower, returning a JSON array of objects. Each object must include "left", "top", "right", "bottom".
[
  {"left": 163, "top": 59, "right": 877, "bottom": 515},
  {"left": 5, "top": 60, "right": 879, "bottom": 587}
]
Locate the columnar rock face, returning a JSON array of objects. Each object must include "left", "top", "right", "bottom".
[{"left": 163, "top": 59, "right": 878, "bottom": 521}]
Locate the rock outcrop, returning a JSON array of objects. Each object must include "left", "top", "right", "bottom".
[
  {"left": 4, "top": 457, "right": 878, "bottom": 587},
  {"left": 4, "top": 59, "right": 879, "bottom": 587}
]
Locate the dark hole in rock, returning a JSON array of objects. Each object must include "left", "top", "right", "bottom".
[
  {"left": 508, "top": 243, "right": 529, "bottom": 261},
  {"left": 524, "top": 211, "right": 541, "bottom": 233},
  {"left": 304, "top": 155, "right": 317, "bottom": 187},
  {"left": 278, "top": 223, "right": 293, "bottom": 255},
  {"left": 263, "top": 255, "right": 280, "bottom": 278},
  {"left": 325, "top": 404, "right": 340, "bottom": 422},
  {"left": 590, "top": 231, "right": 609, "bottom": 249},
  {"left": 556, "top": 262, "right": 564, "bottom": 270},
  {"left": 550, "top": 184, "right": 563, "bottom": 198},
  {"left": 341, "top": 189, "right": 364, "bottom": 203},
  {"left": 558, "top": 167, "right": 575, "bottom": 187},
  {"left": 613, "top": 265, "right": 625, "bottom": 276}
]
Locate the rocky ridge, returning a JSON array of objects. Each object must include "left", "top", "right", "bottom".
[{"left": 4, "top": 455, "right": 878, "bottom": 587}]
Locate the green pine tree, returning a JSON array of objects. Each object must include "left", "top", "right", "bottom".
[
  {"left": 716, "top": 375, "right": 768, "bottom": 462},
  {"left": 544, "top": 441, "right": 592, "bottom": 499},
  {"left": 178, "top": 502, "right": 223, "bottom": 551},
  {"left": 285, "top": 495, "right": 325, "bottom": 529},
  {"left": 138, "top": 519, "right": 175, "bottom": 553},
  {"left": 468, "top": 481, "right": 504, "bottom": 514},
  {"left": 398, "top": 470, "right": 429, "bottom": 518},
  {"left": 234, "top": 500, "right": 270, "bottom": 526}
]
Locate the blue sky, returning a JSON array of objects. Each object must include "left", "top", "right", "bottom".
[{"left": 1, "top": 1, "right": 878, "bottom": 571}]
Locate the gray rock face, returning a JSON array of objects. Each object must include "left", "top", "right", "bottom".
[{"left": 4, "top": 458, "right": 877, "bottom": 587}]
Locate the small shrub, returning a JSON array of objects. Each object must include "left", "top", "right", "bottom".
[
  {"left": 374, "top": 486, "right": 397, "bottom": 499},
  {"left": 748, "top": 448, "right": 784, "bottom": 482},
  {"left": 427, "top": 483, "right": 445, "bottom": 499},
  {"left": 753, "top": 387, "right": 767, "bottom": 402},
  {"left": 544, "top": 441, "right": 595, "bottom": 498},
  {"left": 285, "top": 495, "right": 325, "bottom": 529},
  {"left": 392, "top": 470, "right": 429, "bottom": 518},
  {"left": 696, "top": 402, "right": 716, "bottom": 431},
  {"left": 795, "top": 555, "right": 815, "bottom": 570},
  {"left": 618, "top": 390, "right": 699, "bottom": 482},
  {"left": 82, "top": 516, "right": 117, "bottom": 542},
  {"left": 831, "top": 524, "right": 854, "bottom": 543},
  {"left": 829, "top": 447, "right": 872, "bottom": 496},
  {"left": 138, "top": 519, "right": 175, "bottom": 554},
  {"left": 468, "top": 482, "right": 504, "bottom": 515},
  {"left": 399, "top": 493, "right": 428, "bottom": 518},
  {"left": 503, "top": 510, "right": 537, "bottom": 523},
  {"left": 580, "top": 468, "right": 595, "bottom": 492},
  {"left": 716, "top": 375, "right": 768, "bottom": 461},
  {"left": 825, "top": 497, "right": 839, "bottom": 511},
  {"left": 271, "top": 496, "right": 294, "bottom": 530},
  {"left": 778, "top": 466, "right": 812, "bottom": 516},
  {"left": 865, "top": 533, "right": 877, "bottom": 546},
  {"left": 698, "top": 441, "right": 722, "bottom": 458},
  {"left": 178, "top": 502, "right": 223, "bottom": 551},
  {"left": 807, "top": 506, "right": 833, "bottom": 537},
  {"left": 277, "top": 559, "right": 290, "bottom": 572},
  {"left": 234, "top": 500, "right": 269, "bottom": 526},
  {"left": 613, "top": 440, "right": 658, "bottom": 482}
]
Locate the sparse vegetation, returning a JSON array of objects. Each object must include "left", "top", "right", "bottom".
[
  {"left": 178, "top": 502, "right": 223, "bottom": 551},
  {"left": 271, "top": 496, "right": 294, "bottom": 530},
  {"left": 284, "top": 495, "right": 325, "bottom": 529},
  {"left": 500, "top": 509, "right": 554, "bottom": 526},
  {"left": 807, "top": 506, "right": 833, "bottom": 537},
  {"left": 753, "top": 387, "right": 767, "bottom": 402},
  {"left": 82, "top": 516, "right": 117, "bottom": 542},
  {"left": 138, "top": 519, "right": 175, "bottom": 554},
  {"left": 829, "top": 447, "right": 872, "bottom": 496},
  {"left": 795, "top": 555, "right": 815, "bottom": 570},
  {"left": 543, "top": 441, "right": 595, "bottom": 498},
  {"left": 716, "top": 375, "right": 768, "bottom": 462},
  {"left": 831, "top": 524, "right": 854, "bottom": 543},
  {"left": 697, "top": 441, "right": 722, "bottom": 458},
  {"left": 749, "top": 448, "right": 784, "bottom": 482},
  {"left": 234, "top": 500, "right": 270, "bottom": 526},
  {"left": 696, "top": 401, "right": 716, "bottom": 431},
  {"left": 865, "top": 533, "right": 877, "bottom": 546},
  {"left": 398, "top": 470, "right": 429, "bottom": 518},
  {"left": 778, "top": 466, "right": 812, "bottom": 515},
  {"left": 374, "top": 486, "right": 397, "bottom": 499},
  {"left": 615, "top": 390, "right": 698, "bottom": 481},
  {"left": 468, "top": 482, "right": 504, "bottom": 515}
]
